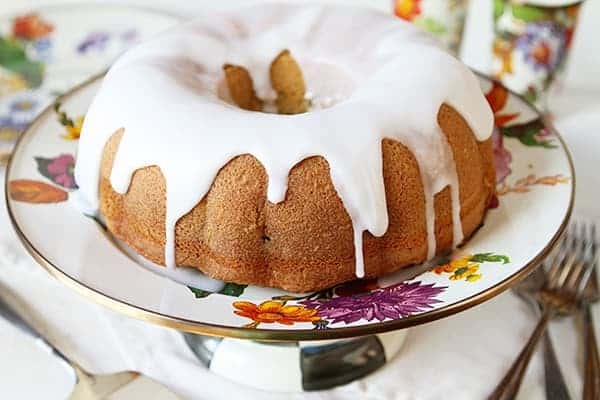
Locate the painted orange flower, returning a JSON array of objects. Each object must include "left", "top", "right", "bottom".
[
  {"left": 485, "top": 81, "right": 519, "bottom": 127},
  {"left": 12, "top": 14, "right": 54, "bottom": 40},
  {"left": 394, "top": 0, "right": 422, "bottom": 21},
  {"left": 233, "top": 300, "right": 321, "bottom": 328},
  {"left": 532, "top": 42, "right": 551, "bottom": 66}
]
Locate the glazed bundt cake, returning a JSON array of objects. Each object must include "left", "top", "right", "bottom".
[{"left": 74, "top": 4, "right": 496, "bottom": 292}]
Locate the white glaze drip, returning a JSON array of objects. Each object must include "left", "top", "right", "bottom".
[{"left": 74, "top": 4, "right": 493, "bottom": 276}]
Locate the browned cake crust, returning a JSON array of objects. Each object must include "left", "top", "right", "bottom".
[{"left": 99, "top": 103, "right": 495, "bottom": 292}]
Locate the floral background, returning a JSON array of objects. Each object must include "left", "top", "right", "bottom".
[
  {"left": 492, "top": 0, "right": 583, "bottom": 107},
  {"left": 394, "top": 0, "right": 469, "bottom": 54},
  {"left": 0, "top": 6, "right": 179, "bottom": 164}
]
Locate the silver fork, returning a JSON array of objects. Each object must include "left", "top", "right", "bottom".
[
  {"left": 581, "top": 223, "right": 599, "bottom": 400},
  {"left": 512, "top": 265, "right": 571, "bottom": 400},
  {"left": 489, "top": 222, "right": 596, "bottom": 400}
]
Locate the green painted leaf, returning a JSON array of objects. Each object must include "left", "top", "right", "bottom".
[
  {"left": 34, "top": 156, "right": 53, "bottom": 183},
  {"left": 54, "top": 102, "right": 75, "bottom": 127},
  {"left": 0, "top": 37, "right": 26, "bottom": 63},
  {"left": 454, "top": 267, "right": 468, "bottom": 276},
  {"left": 8, "top": 59, "right": 44, "bottom": 87},
  {"left": 189, "top": 287, "right": 211, "bottom": 298},
  {"left": 272, "top": 294, "right": 302, "bottom": 301},
  {"left": 501, "top": 119, "right": 556, "bottom": 149},
  {"left": 511, "top": 4, "right": 548, "bottom": 22},
  {"left": 415, "top": 17, "right": 447, "bottom": 36},
  {"left": 0, "top": 37, "right": 44, "bottom": 87},
  {"left": 219, "top": 283, "right": 247, "bottom": 297},
  {"left": 494, "top": 0, "right": 505, "bottom": 20},
  {"left": 523, "top": 88, "right": 538, "bottom": 105},
  {"left": 189, "top": 282, "right": 247, "bottom": 299},
  {"left": 312, "top": 320, "right": 329, "bottom": 330},
  {"left": 470, "top": 253, "right": 510, "bottom": 264}
]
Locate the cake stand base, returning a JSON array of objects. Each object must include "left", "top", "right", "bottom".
[{"left": 184, "top": 329, "right": 408, "bottom": 392}]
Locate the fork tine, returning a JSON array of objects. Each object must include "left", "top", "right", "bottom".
[
  {"left": 554, "top": 252, "right": 579, "bottom": 289},
  {"left": 581, "top": 221, "right": 590, "bottom": 255},
  {"left": 560, "top": 224, "right": 596, "bottom": 300},
  {"left": 573, "top": 257, "right": 595, "bottom": 300},
  {"left": 546, "top": 221, "right": 592, "bottom": 291},
  {"left": 556, "top": 225, "right": 571, "bottom": 253},
  {"left": 563, "top": 259, "right": 586, "bottom": 296},
  {"left": 546, "top": 248, "right": 568, "bottom": 288},
  {"left": 590, "top": 222, "right": 597, "bottom": 261},
  {"left": 577, "top": 223, "right": 597, "bottom": 294}
]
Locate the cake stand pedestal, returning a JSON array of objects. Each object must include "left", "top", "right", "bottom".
[{"left": 184, "top": 329, "right": 408, "bottom": 392}]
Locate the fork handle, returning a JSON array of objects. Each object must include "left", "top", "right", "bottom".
[
  {"left": 488, "top": 310, "right": 551, "bottom": 400},
  {"left": 543, "top": 332, "right": 572, "bottom": 400},
  {"left": 583, "top": 304, "right": 600, "bottom": 400}
]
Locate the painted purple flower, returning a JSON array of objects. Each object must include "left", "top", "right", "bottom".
[
  {"left": 35, "top": 154, "right": 78, "bottom": 189},
  {"left": 0, "top": 92, "right": 52, "bottom": 136},
  {"left": 77, "top": 32, "right": 110, "bottom": 54},
  {"left": 120, "top": 29, "right": 138, "bottom": 43},
  {"left": 300, "top": 281, "right": 446, "bottom": 324},
  {"left": 0, "top": 115, "right": 27, "bottom": 133},
  {"left": 492, "top": 127, "right": 512, "bottom": 184},
  {"left": 515, "top": 22, "right": 566, "bottom": 73}
]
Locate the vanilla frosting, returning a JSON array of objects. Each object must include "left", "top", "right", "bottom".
[{"left": 74, "top": 4, "right": 494, "bottom": 278}]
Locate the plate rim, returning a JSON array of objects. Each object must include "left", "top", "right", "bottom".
[{"left": 4, "top": 71, "right": 575, "bottom": 341}]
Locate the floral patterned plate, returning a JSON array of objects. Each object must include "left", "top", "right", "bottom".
[
  {"left": 0, "top": 4, "right": 181, "bottom": 163},
  {"left": 4, "top": 73, "right": 573, "bottom": 340}
]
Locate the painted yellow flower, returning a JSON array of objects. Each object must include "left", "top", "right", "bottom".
[
  {"left": 493, "top": 39, "right": 514, "bottom": 77},
  {"left": 466, "top": 274, "right": 482, "bottom": 282},
  {"left": 62, "top": 116, "right": 84, "bottom": 140},
  {"left": 0, "top": 127, "right": 19, "bottom": 141},
  {"left": 432, "top": 252, "right": 509, "bottom": 282},
  {"left": 54, "top": 102, "right": 84, "bottom": 140},
  {"left": 394, "top": 0, "right": 422, "bottom": 21},
  {"left": 449, "top": 264, "right": 480, "bottom": 281},
  {"left": 0, "top": 71, "right": 28, "bottom": 97},
  {"left": 433, "top": 255, "right": 471, "bottom": 275},
  {"left": 233, "top": 300, "right": 321, "bottom": 327}
]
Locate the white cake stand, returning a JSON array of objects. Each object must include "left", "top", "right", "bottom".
[{"left": 5, "top": 73, "right": 573, "bottom": 391}]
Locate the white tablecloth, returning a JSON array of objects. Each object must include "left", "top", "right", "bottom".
[{"left": 1, "top": 1, "right": 599, "bottom": 399}]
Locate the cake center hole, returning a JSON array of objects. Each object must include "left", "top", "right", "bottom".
[{"left": 219, "top": 49, "right": 355, "bottom": 115}]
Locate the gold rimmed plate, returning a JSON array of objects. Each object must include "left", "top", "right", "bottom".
[{"left": 4, "top": 73, "right": 574, "bottom": 341}]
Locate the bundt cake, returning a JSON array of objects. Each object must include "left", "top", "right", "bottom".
[{"left": 74, "top": 4, "right": 496, "bottom": 292}]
